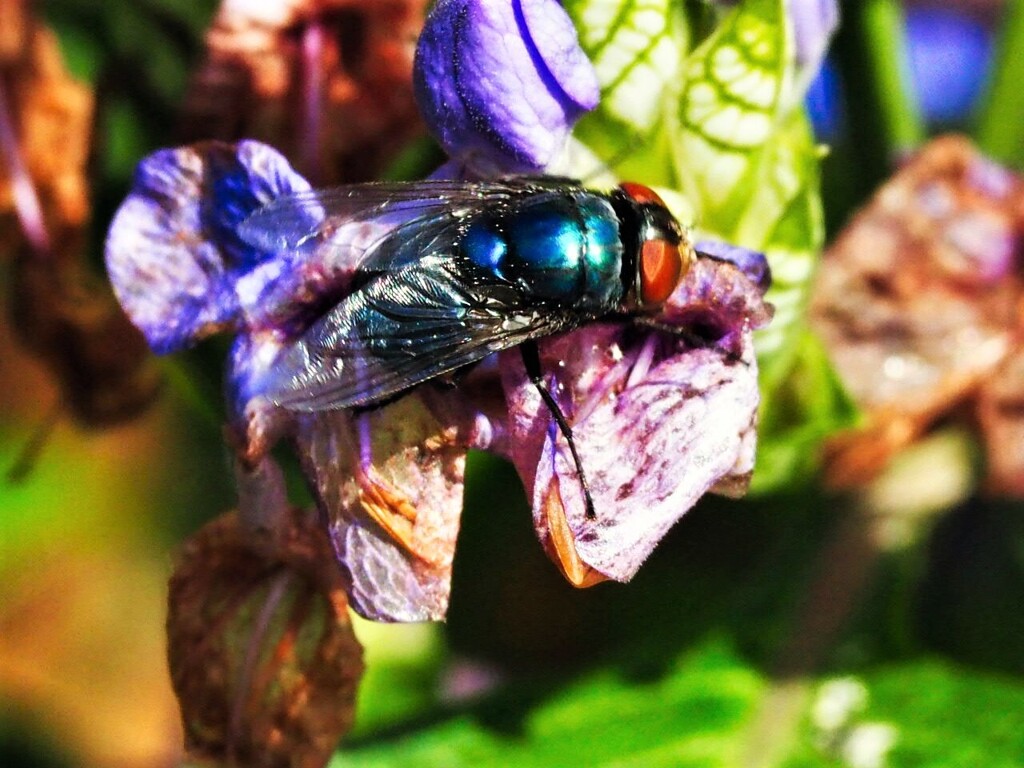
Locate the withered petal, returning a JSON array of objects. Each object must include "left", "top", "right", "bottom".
[
  {"left": 167, "top": 508, "right": 363, "bottom": 767},
  {"left": 811, "top": 136, "right": 1024, "bottom": 489}
]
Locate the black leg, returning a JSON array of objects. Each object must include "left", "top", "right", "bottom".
[{"left": 520, "top": 341, "right": 596, "bottom": 520}]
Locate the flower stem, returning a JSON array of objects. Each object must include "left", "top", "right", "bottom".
[
  {"left": 975, "top": 0, "right": 1024, "bottom": 166},
  {"left": 859, "top": 0, "right": 925, "bottom": 157},
  {"left": 830, "top": 0, "right": 924, "bottom": 202},
  {"left": 159, "top": 357, "right": 223, "bottom": 432}
]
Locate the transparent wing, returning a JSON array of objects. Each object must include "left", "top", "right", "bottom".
[
  {"left": 238, "top": 177, "right": 584, "bottom": 254},
  {"left": 262, "top": 253, "right": 576, "bottom": 411}
]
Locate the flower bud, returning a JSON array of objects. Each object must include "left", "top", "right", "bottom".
[{"left": 413, "top": 0, "right": 600, "bottom": 176}]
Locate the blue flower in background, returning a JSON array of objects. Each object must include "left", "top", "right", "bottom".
[
  {"left": 805, "top": 58, "right": 843, "bottom": 141},
  {"left": 805, "top": 5, "right": 995, "bottom": 141},
  {"left": 906, "top": 5, "right": 993, "bottom": 124},
  {"left": 413, "top": 0, "right": 600, "bottom": 176}
]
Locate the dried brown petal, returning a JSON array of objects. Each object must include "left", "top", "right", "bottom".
[
  {"left": 179, "top": 0, "right": 428, "bottom": 184},
  {"left": 167, "top": 508, "right": 363, "bottom": 768},
  {"left": 811, "top": 136, "right": 1024, "bottom": 488},
  {"left": 0, "top": 9, "right": 90, "bottom": 229},
  {"left": 977, "top": 345, "right": 1024, "bottom": 495},
  {"left": 1, "top": 3, "right": 160, "bottom": 430}
]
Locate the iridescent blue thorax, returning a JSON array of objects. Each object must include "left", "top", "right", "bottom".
[{"left": 461, "top": 191, "right": 623, "bottom": 308}]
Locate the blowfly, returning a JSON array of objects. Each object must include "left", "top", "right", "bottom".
[{"left": 239, "top": 177, "right": 693, "bottom": 519}]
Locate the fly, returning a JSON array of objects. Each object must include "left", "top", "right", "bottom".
[{"left": 239, "top": 177, "right": 693, "bottom": 520}]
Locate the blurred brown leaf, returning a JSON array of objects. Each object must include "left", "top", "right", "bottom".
[
  {"left": 179, "top": 0, "right": 428, "bottom": 184},
  {"left": 167, "top": 508, "right": 364, "bottom": 768},
  {"left": 0, "top": 0, "right": 90, "bottom": 231},
  {"left": 0, "top": 1, "right": 160, "bottom": 435},
  {"left": 811, "top": 135, "right": 1024, "bottom": 491}
]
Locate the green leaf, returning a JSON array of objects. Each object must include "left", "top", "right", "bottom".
[
  {"left": 783, "top": 664, "right": 1024, "bottom": 768},
  {"left": 338, "top": 634, "right": 1024, "bottom": 767},
  {"left": 975, "top": 0, "right": 1024, "bottom": 167},
  {"left": 335, "top": 638, "right": 765, "bottom": 767},
  {"left": 674, "top": 0, "right": 820, "bottom": 353},
  {"left": 566, "top": 0, "right": 829, "bottom": 378},
  {"left": 867, "top": 662, "right": 1024, "bottom": 766},
  {"left": 346, "top": 620, "right": 444, "bottom": 740},
  {"left": 667, "top": 0, "right": 856, "bottom": 487},
  {"left": 858, "top": 0, "right": 926, "bottom": 155},
  {"left": 751, "top": 329, "right": 859, "bottom": 495},
  {"left": 746, "top": 110, "right": 823, "bottom": 387},
  {"left": 563, "top": 0, "right": 690, "bottom": 185},
  {"left": 675, "top": 0, "right": 790, "bottom": 228}
]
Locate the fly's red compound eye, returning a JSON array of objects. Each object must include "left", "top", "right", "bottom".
[
  {"left": 639, "top": 238, "right": 683, "bottom": 305},
  {"left": 619, "top": 182, "right": 666, "bottom": 207},
  {"left": 618, "top": 181, "right": 690, "bottom": 305}
]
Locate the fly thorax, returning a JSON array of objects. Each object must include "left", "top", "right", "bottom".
[{"left": 461, "top": 193, "right": 623, "bottom": 308}]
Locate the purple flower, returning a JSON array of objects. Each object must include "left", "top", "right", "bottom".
[
  {"left": 413, "top": 0, "right": 600, "bottom": 176},
  {"left": 105, "top": 141, "right": 314, "bottom": 353},
  {"left": 695, "top": 239, "right": 771, "bottom": 291},
  {"left": 106, "top": 0, "right": 776, "bottom": 624},
  {"left": 789, "top": 0, "right": 839, "bottom": 75},
  {"left": 105, "top": 139, "right": 773, "bottom": 621},
  {"left": 500, "top": 258, "right": 771, "bottom": 586}
]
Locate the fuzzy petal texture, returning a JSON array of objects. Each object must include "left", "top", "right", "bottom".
[
  {"left": 500, "top": 256, "right": 772, "bottom": 584},
  {"left": 413, "top": 0, "right": 599, "bottom": 175},
  {"left": 105, "top": 141, "right": 312, "bottom": 352},
  {"left": 695, "top": 239, "right": 771, "bottom": 292}
]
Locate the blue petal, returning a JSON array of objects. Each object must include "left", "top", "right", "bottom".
[
  {"left": 105, "top": 141, "right": 311, "bottom": 353},
  {"left": 805, "top": 59, "right": 843, "bottom": 142}
]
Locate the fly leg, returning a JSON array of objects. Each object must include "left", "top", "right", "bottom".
[{"left": 520, "top": 340, "right": 596, "bottom": 521}]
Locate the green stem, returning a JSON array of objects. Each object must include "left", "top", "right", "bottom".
[
  {"left": 860, "top": 0, "right": 926, "bottom": 155},
  {"left": 830, "top": 0, "right": 924, "bottom": 205},
  {"left": 975, "top": 0, "right": 1024, "bottom": 167},
  {"left": 159, "top": 357, "right": 223, "bottom": 432}
]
